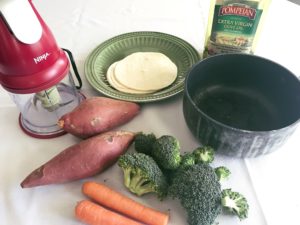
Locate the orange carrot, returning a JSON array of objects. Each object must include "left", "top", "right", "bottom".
[
  {"left": 82, "top": 181, "right": 169, "bottom": 225},
  {"left": 75, "top": 200, "right": 143, "bottom": 225}
]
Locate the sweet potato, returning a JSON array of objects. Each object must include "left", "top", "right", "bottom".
[
  {"left": 58, "top": 97, "right": 140, "bottom": 138},
  {"left": 21, "top": 130, "right": 135, "bottom": 188}
]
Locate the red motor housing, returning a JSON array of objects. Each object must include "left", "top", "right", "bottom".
[{"left": 0, "top": 0, "right": 69, "bottom": 94}]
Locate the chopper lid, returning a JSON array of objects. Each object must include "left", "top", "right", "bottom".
[
  {"left": 0, "top": 49, "right": 70, "bottom": 94},
  {"left": 0, "top": 0, "right": 71, "bottom": 94},
  {"left": 0, "top": 0, "right": 42, "bottom": 44}
]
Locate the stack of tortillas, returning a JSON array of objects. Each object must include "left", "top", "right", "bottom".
[{"left": 106, "top": 52, "right": 178, "bottom": 94}]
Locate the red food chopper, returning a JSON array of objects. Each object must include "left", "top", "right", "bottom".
[{"left": 0, "top": 0, "right": 84, "bottom": 138}]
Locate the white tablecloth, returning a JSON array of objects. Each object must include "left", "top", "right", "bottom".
[{"left": 1, "top": 0, "right": 300, "bottom": 224}]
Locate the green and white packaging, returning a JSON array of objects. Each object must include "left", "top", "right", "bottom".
[{"left": 203, "top": 0, "right": 271, "bottom": 57}]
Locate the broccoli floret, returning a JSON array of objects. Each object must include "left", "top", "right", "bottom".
[
  {"left": 169, "top": 163, "right": 222, "bottom": 225},
  {"left": 152, "top": 135, "right": 181, "bottom": 170},
  {"left": 180, "top": 153, "right": 195, "bottom": 169},
  {"left": 215, "top": 166, "right": 231, "bottom": 182},
  {"left": 221, "top": 189, "right": 249, "bottom": 220},
  {"left": 134, "top": 132, "right": 157, "bottom": 155},
  {"left": 164, "top": 153, "right": 195, "bottom": 185},
  {"left": 193, "top": 146, "right": 215, "bottom": 164},
  {"left": 118, "top": 153, "right": 168, "bottom": 199}
]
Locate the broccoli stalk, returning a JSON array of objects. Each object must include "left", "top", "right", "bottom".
[
  {"left": 118, "top": 153, "right": 168, "bottom": 199},
  {"left": 221, "top": 189, "right": 249, "bottom": 220},
  {"left": 121, "top": 167, "right": 155, "bottom": 195},
  {"left": 128, "top": 169, "right": 156, "bottom": 196},
  {"left": 122, "top": 167, "right": 132, "bottom": 188},
  {"left": 193, "top": 146, "right": 215, "bottom": 164},
  {"left": 215, "top": 166, "right": 231, "bottom": 182}
]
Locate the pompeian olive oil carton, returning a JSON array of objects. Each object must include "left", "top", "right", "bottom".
[{"left": 203, "top": 0, "right": 271, "bottom": 57}]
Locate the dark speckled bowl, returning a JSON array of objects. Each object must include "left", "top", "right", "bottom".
[{"left": 183, "top": 54, "right": 300, "bottom": 157}]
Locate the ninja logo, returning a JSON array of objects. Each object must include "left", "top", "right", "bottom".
[{"left": 33, "top": 52, "right": 50, "bottom": 64}]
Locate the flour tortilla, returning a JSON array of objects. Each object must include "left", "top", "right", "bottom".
[
  {"left": 106, "top": 62, "right": 155, "bottom": 94},
  {"left": 114, "top": 52, "right": 177, "bottom": 91}
]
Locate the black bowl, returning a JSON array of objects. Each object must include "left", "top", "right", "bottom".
[{"left": 183, "top": 54, "right": 300, "bottom": 157}]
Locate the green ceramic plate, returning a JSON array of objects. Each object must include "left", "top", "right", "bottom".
[{"left": 85, "top": 31, "right": 200, "bottom": 102}]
